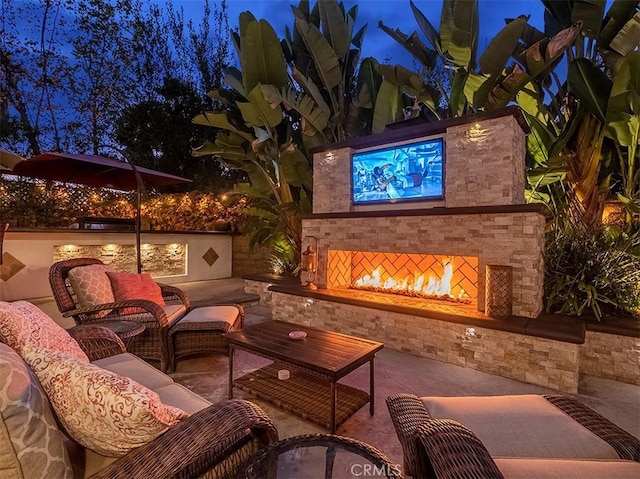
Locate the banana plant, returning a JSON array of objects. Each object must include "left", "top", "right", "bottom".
[
  {"left": 378, "top": 0, "right": 578, "bottom": 120},
  {"left": 193, "top": 1, "right": 389, "bottom": 273},
  {"left": 520, "top": 0, "right": 639, "bottom": 225}
]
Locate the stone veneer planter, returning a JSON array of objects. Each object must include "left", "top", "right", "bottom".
[{"left": 244, "top": 277, "right": 640, "bottom": 392}]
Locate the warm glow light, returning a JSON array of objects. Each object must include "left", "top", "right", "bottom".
[{"left": 352, "top": 258, "right": 471, "bottom": 303}]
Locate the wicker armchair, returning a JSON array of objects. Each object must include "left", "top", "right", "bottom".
[
  {"left": 386, "top": 393, "right": 640, "bottom": 478},
  {"left": 50, "top": 258, "right": 243, "bottom": 372},
  {"left": 66, "top": 325, "right": 278, "bottom": 479}
]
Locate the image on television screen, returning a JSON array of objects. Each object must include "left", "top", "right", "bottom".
[{"left": 351, "top": 137, "right": 444, "bottom": 204}]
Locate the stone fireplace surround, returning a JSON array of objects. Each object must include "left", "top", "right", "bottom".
[{"left": 245, "top": 108, "right": 630, "bottom": 393}]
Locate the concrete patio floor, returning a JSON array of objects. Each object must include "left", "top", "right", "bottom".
[{"left": 170, "top": 278, "right": 640, "bottom": 473}]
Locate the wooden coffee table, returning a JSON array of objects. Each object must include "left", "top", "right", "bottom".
[{"left": 226, "top": 320, "right": 383, "bottom": 433}]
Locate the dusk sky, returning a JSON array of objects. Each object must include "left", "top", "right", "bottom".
[{"left": 179, "top": 0, "right": 547, "bottom": 67}]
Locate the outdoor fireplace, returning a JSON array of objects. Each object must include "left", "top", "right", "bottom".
[{"left": 327, "top": 250, "right": 478, "bottom": 306}]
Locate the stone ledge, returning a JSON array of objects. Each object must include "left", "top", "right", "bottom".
[{"left": 265, "top": 281, "right": 585, "bottom": 345}]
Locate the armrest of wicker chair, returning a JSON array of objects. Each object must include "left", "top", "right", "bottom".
[
  {"left": 544, "top": 395, "right": 640, "bottom": 461},
  {"left": 415, "top": 419, "right": 504, "bottom": 479},
  {"left": 68, "top": 325, "right": 127, "bottom": 361},
  {"left": 63, "top": 299, "right": 169, "bottom": 326},
  {"left": 89, "top": 400, "right": 278, "bottom": 479},
  {"left": 159, "top": 284, "right": 191, "bottom": 310},
  {"left": 386, "top": 393, "right": 432, "bottom": 477}
]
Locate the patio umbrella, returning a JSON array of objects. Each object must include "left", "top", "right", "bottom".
[{"left": 0, "top": 150, "right": 192, "bottom": 272}]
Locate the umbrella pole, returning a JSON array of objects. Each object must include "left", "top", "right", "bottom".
[{"left": 135, "top": 186, "right": 142, "bottom": 274}]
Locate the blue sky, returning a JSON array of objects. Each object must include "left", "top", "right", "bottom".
[{"left": 179, "top": 0, "right": 547, "bottom": 66}]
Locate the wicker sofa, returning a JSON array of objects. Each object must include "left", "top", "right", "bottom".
[
  {"left": 0, "top": 320, "right": 278, "bottom": 479},
  {"left": 387, "top": 393, "right": 640, "bottom": 478}
]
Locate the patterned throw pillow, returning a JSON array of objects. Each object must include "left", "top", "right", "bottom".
[
  {"left": 0, "top": 301, "right": 88, "bottom": 362},
  {"left": 67, "top": 264, "right": 116, "bottom": 319},
  {"left": 22, "top": 346, "right": 188, "bottom": 457},
  {"left": 0, "top": 343, "right": 73, "bottom": 479},
  {"left": 106, "top": 272, "right": 166, "bottom": 315}
]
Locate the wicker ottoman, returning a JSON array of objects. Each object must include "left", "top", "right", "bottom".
[{"left": 167, "top": 304, "right": 244, "bottom": 372}]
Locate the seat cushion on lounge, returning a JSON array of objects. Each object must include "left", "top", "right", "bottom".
[
  {"left": 93, "top": 353, "right": 174, "bottom": 391},
  {"left": 165, "top": 304, "right": 188, "bottom": 326},
  {"left": 22, "top": 346, "right": 188, "bottom": 457},
  {"left": 175, "top": 305, "right": 240, "bottom": 330},
  {"left": 0, "top": 301, "right": 88, "bottom": 362},
  {"left": 494, "top": 458, "right": 640, "bottom": 478},
  {"left": 67, "top": 264, "right": 116, "bottom": 319},
  {"left": 153, "top": 383, "right": 212, "bottom": 414},
  {"left": 0, "top": 343, "right": 73, "bottom": 479},
  {"left": 421, "top": 395, "right": 619, "bottom": 459}
]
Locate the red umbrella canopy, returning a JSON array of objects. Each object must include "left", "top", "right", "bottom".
[{"left": 10, "top": 152, "right": 191, "bottom": 190}]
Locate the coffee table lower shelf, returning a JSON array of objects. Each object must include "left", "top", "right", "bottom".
[{"left": 233, "top": 363, "right": 370, "bottom": 431}]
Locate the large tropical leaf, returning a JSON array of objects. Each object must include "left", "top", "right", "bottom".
[
  {"left": 449, "top": 69, "right": 468, "bottom": 117},
  {"left": 260, "top": 84, "right": 330, "bottom": 137},
  {"left": 570, "top": 0, "right": 607, "bottom": 38},
  {"left": 446, "top": 0, "right": 479, "bottom": 69},
  {"left": 377, "top": 22, "right": 438, "bottom": 69},
  {"left": 295, "top": 16, "right": 341, "bottom": 91},
  {"left": 192, "top": 112, "right": 254, "bottom": 142},
  {"left": 610, "top": 12, "right": 640, "bottom": 56},
  {"left": 377, "top": 64, "right": 438, "bottom": 107},
  {"left": 356, "top": 57, "right": 382, "bottom": 110},
  {"left": 568, "top": 58, "right": 613, "bottom": 122},
  {"left": 240, "top": 19, "right": 288, "bottom": 93},
  {"left": 236, "top": 84, "right": 283, "bottom": 128},
  {"left": 599, "top": 0, "right": 639, "bottom": 47},
  {"left": 487, "top": 64, "right": 531, "bottom": 109},
  {"left": 542, "top": 0, "right": 574, "bottom": 33},
  {"left": 318, "top": 0, "right": 350, "bottom": 60},
  {"left": 291, "top": 67, "right": 331, "bottom": 117},
  {"left": 372, "top": 79, "right": 402, "bottom": 134},
  {"left": 279, "top": 144, "right": 313, "bottom": 189},
  {"left": 410, "top": 0, "right": 443, "bottom": 55},
  {"left": 479, "top": 16, "right": 528, "bottom": 77},
  {"left": 463, "top": 72, "right": 493, "bottom": 108}
]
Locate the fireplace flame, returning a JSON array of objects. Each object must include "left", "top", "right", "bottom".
[{"left": 353, "top": 259, "right": 470, "bottom": 303}]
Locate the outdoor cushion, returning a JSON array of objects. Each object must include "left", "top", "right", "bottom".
[
  {"left": 153, "top": 383, "right": 212, "bottom": 415},
  {"left": 165, "top": 303, "right": 188, "bottom": 326},
  {"left": 93, "top": 352, "right": 175, "bottom": 391},
  {"left": 0, "top": 343, "right": 73, "bottom": 479},
  {"left": 106, "top": 271, "right": 166, "bottom": 314},
  {"left": 0, "top": 301, "right": 88, "bottom": 362},
  {"left": 420, "top": 394, "right": 619, "bottom": 459},
  {"left": 494, "top": 458, "right": 640, "bottom": 478},
  {"left": 22, "top": 346, "right": 188, "bottom": 457},
  {"left": 67, "top": 264, "right": 116, "bottom": 319},
  {"left": 176, "top": 305, "right": 240, "bottom": 328}
]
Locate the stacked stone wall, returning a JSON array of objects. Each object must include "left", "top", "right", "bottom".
[
  {"left": 303, "top": 211, "right": 545, "bottom": 318},
  {"left": 579, "top": 331, "right": 640, "bottom": 385},
  {"left": 232, "top": 235, "right": 272, "bottom": 277},
  {"left": 270, "top": 292, "right": 580, "bottom": 393},
  {"left": 445, "top": 116, "right": 525, "bottom": 207}
]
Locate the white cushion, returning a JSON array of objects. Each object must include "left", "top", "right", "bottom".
[
  {"left": 94, "top": 353, "right": 174, "bottom": 391},
  {"left": 495, "top": 458, "right": 640, "bottom": 478},
  {"left": 153, "top": 383, "right": 212, "bottom": 415},
  {"left": 180, "top": 305, "right": 240, "bottom": 326},
  {"left": 421, "top": 395, "right": 619, "bottom": 459}
]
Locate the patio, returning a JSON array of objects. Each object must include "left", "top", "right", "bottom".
[{"left": 166, "top": 278, "right": 640, "bottom": 471}]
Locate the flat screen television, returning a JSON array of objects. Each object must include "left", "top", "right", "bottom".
[{"left": 351, "top": 137, "right": 444, "bottom": 205}]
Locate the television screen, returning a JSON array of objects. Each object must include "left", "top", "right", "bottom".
[{"left": 351, "top": 137, "right": 444, "bottom": 205}]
